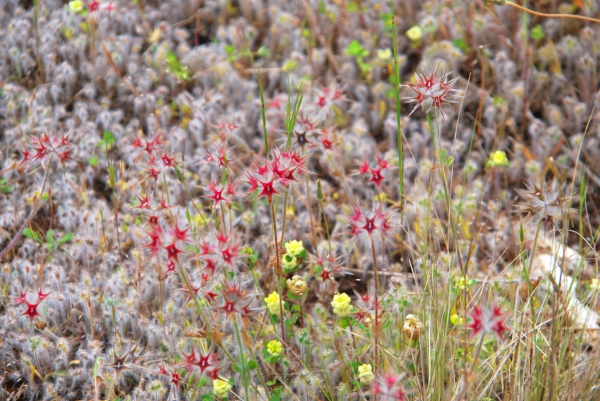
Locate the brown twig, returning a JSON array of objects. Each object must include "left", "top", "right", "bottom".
[
  {"left": 101, "top": 43, "right": 140, "bottom": 97},
  {"left": 303, "top": 0, "right": 340, "bottom": 76}
]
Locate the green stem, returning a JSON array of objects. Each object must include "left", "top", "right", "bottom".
[
  {"left": 269, "top": 199, "right": 286, "bottom": 348},
  {"left": 390, "top": 0, "right": 404, "bottom": 214},
  {"left": 259, "top": 70, "right": 269, "bottom": 154},
  {"left": 369, "top": 235, "right": 380, "bottom": 391},
  {"left": 233, "top": 317, "right": 251, "bottom": 400}
]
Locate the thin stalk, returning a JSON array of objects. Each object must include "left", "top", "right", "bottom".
[
  {"left": 233, "top": 318, "right": 251, "bottom": 400},
  {"left": 320, "top": 202, "right": 331, "bottom": 254},
  {"left": 501, "top": 0, "right": 600, "bottom": 24},
  {"left": 0, "top": 158, "right": 51, "bottom": 260},
  {"left": 390, "top": 0, "right": 404, "bottom": 213},
  {"left": 305, "top": 174, "right": 317, "bottom": 245},
  {"left": 175, "top": 262, "right": 210, "bottom": 327},
  {"left": 280, "top": 190, "right": 288, "bottom": 248},
  {"left": 315, "top": 179, "right": 332, "bottom": 253},
  {"left": 269, "top": 199, "right": 286, "bottom": 346},
  {"left": 369, "top": 235, "right": 380, "bottom": 392},
  {"left": 259, "top": 70, "right": 269, "bottom": 154}
]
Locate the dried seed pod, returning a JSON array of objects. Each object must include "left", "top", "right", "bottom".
[
  {"left": 519, "top": 277, "right": 542, "bottom": 301},
  {"left": 210, "top": 328, "right": 225, "bottom": 346},
  {"left": 403, "top": 314, "right": 424, "bottom": 341},
  {"left": 286, "top": 275, "right": 308, "bottom": 296},
  {"left": 34, "top": 320, "right": 47, "bottom": 331},
  {"left": 241, "top": 330, "right": 253, "bottom": 349}
]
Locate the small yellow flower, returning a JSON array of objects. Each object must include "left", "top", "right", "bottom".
[
  {"left": 68, "top": 0, "right": 85, "bottom": 13},
  {"left": 213, "top": 379, "right": 232, "bottom": 399},
  {"left": 193, "top": 212, "right": 209, "bottom": 228},
  {"left": 282, "top": 254, "right": 298, "bottom": 272},
  {"left": 374, "top": 192, "right": 388, "bottom": 203},
  {"left": 376, "top": 48, "right": 392, "bottom": 62},
  {"left": 590, "top": 278, "right": 600, "bottom": 292},
  {"left": 357, "top": 363, "right": 374, "bottom": 385},
  {"left": 331, "top": 293, "right": 354, "bottom": 317},
  {"left": 450, "top": 313, "right": 464, "bottom": 325},
  {"left": 487, "top": 150, "right": 510, "bottom": 167},
  {"left": 455, "top": 275, "right": 472, "bottom": 291},
  {"left": 267, "top": 340, "right": 283, "bottom": 356},
  {"left": 284, "top": 240, "right": 305, "bottom": 257},
  {"left": 264, "top": 292, "right": 281, "bottom": 316},
  {"left": 406, "top": 25, "right": 423, "bottom": 43}
]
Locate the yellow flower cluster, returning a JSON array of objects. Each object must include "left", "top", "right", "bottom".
[
  {"left": 284, "top": 240, "right": 305, "bottom": 257},
  {"left": 68, "top": 0, "right": 85, "bottom": 13},
  {"left": 213, "top": 379, "right": 232, "bottom": 399},
  {"left": 487, "top": 150, "right": 510, "bottom": 167},
  {"left": 267, "top": 340, "right": 283, "bottom": 356},
  {"left": 282, "top": 240, "right": 306, "bottom": 273},
  {"left": 282, "top": 254, "right": 297, "bottom": 272},
  {"left": 450, "top": 314, "right": 464, "bottom": 325},
  {"left": 406, "top": 25, "right": 423, "bottom": 43},
  {"left": 331, "top": 293, "right": 354, "bottom": 317},
  {"left": 357, "top": 363, "right": 374, "bottom": 385},
  {"left": 264, "top": 292, "right": 281, "bottom": 316}
]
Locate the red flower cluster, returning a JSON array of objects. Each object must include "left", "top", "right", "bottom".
[
  {"left": 372, "top": 372, "right": 405, "bottom": 400},
  {"left": 13, "top": 289, "right": 52, "bottom": 322},
  {"left": 353, "top": 287, "right": 382, "bottom": 326},
  {"left": 244, "top": 148, "right": 310, "bottom": 201},
  {"left": 467, "top": 305, "right": 510, "bottom": 339},
  {"left": 202, "top": 177, "right": 240, "bottom": 209},
  {"left": 312, "top": 251, "right": 348, "bottom": 291},
  {"left": 343, "top": 204, "right": 396, "bottom": 242},
  {"left": 403, "top": 65, "right": 459, "bottom": 117},
  {"left": 157, "top": 365, "right": 184, "bottom": 389},
  {"left": 357, "top": 153, "right": 393, "bottom": 189},
  {"left": 19, "top": 133, "right": 76, "bottom": 166},
  {"left": 177, "top": 347, "right": 222, "bottom": 380}
]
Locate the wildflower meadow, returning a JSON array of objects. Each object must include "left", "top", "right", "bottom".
[{"left": 2, "top": 0, "right": 600, "bottom": 400}]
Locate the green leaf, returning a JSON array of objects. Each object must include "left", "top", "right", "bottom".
[
  {"left": 23, "top": 228, "right": 42, "bottom": 243},
  {"left": 247, "top": 360, "right": 258, "bottom": 370},
  {"left": 167, "top": 50, "right": 191, "bottom": 81},
  {"left": 281, "top": 59, "right": 297, "bottom": 72},
  {"left": 98, "top": 130, "right": 116, "bottom": 149},
  {"left": 531, "top": 24, "right": 545, "bottom": 41},
  {"left": 347, "top": 1, "right": 359, "bottom": 12},
  {"left": 317, "top": 1, "right": 326, "bottom": 14},
  {"left": 270, "top": 396, "right": 281, "bottom": 401},
  {"left": 452, "top": 39, "right": 470, "bottom": 53},
  {"left": 337, "top": 316, "right": 351, "bottom": 329},
  {"left": 347, "top": 40, "right": 369, "bottom": 58},
  {"left": 174, "top": 165, "right": 185, "bottom": 183},
  {"left": 0, "top": 177, "right": 10, "bottom": 191},
  {"left": 225, "top": 44, "right": 236, "bottom": 55},
  {"left": 256, "top": 46, "right": 270, "bottom": 58},
  {"left": 232, "top": 363, "right": 240, "bottom": 373},
  {"left": 108, "top": 165, "right": 116, "bottom": 187},
  {"left": 46, "top": 229, "right": 55, "bottom": 246},
  {"left": 58, "top": 233, "right": 74, "bottom": 244},
  {"left": 270, "top": 314, "right": 279, "bottom": 325},
  {"left": 88, "top": 157, "right": 98, "bottom": 167}
]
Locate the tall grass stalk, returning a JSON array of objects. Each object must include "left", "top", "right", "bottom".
[{"left": 390, "top": 0, "right": 404, "bottom": 213}]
